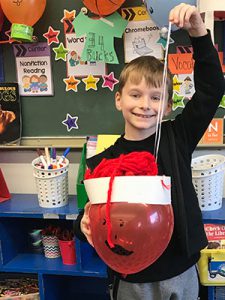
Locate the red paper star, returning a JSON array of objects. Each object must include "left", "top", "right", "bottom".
[{"left": 43, "top": 26, "right": 60, "bottom": 45}]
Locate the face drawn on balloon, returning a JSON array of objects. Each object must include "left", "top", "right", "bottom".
[
  {"left": 103, "top": 218, "right": 134, "bottom": 256},
  {"left": 13, "top": 0, "right": 23, "bottom": 6},
  {"left": 89, "top": 202, "right": 174, "bottom": 274},
  {"left": 1, "top": 0, "right": 46, "bottom": 27}
]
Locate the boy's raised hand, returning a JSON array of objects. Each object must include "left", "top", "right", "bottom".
[
  {"left": 169, "top": 3, "right": 207, "bottom": 37},
  {"left": 81, "top": 202, "right": 94, "bottom": 246}
]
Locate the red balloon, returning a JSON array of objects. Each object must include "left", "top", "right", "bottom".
[
  {"left": 0, "top": 0, "right": 46, "bottom": 27},
  {"left": 83, "top": 0, "right": 125, "bottom": 16},
  {"left": 215, "top": 11, "right": 225, "bottom": 20},
  {"left": 89, "top": 202, "right": 174, "bottom": 274}
]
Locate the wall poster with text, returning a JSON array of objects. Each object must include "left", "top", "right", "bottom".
[{"left": 13, "top": 42, "right": 54, "bottom": 96}]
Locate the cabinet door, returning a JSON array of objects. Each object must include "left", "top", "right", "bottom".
[{"left": 42, "top": 274, "right": 110, "bottom": 300}]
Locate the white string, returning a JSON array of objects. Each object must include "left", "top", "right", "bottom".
[{"left": 154, "top": 22, "right": 172, "bottom": 161}]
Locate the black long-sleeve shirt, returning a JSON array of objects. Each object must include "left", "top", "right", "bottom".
[{"left": 74, "top": 32, "right": 225, "bottom": 283}]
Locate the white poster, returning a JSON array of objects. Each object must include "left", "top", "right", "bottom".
[
  {"left": 65, "top": 33, "right": 106, "bottom": 77},
  {"left": 13, "top": 43, "right": 53, "bottom": 96},
  {"left": 124, "top": 19, "right": 163, "bottom": 63}
]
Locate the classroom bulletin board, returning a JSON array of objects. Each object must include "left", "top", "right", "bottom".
[{"left": 1, "top": 0, "right": 224, "bottom": 140}]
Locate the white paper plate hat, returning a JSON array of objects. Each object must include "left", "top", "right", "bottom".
[
  {"left": 197, "top": 0, "right": 225, "bottom": 43},
  {"left": 84, "top": 175, "right": 171, "bottom": 205}
]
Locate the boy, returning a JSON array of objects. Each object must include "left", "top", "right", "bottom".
[{"left": 74, "top": 3, "right": 225, "bottom": 300}]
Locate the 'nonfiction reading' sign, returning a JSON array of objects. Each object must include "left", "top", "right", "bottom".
[{"left": 13, "top": 42, "right": 53, "bottom": 96}]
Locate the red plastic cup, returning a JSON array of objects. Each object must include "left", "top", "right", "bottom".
[{"left": 58, "top": 239, "right": 76, "bottom": 265}]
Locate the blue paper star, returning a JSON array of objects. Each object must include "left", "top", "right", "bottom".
[{"left": 62, "top": 113, "right": 78, "bottom": 131}]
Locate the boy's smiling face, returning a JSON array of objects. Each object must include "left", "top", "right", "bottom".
[{"left": 115, "top": 77, "right": 172, "bottom": 140}]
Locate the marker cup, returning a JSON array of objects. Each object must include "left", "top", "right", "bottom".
[
  {"left": 42, "top": 235, "right": 61, "bottom": 258},
  {"left": 32, "top": 156, "right": 69, "bottom": 208},
  {"left": 58, "top": 239, "right": 76, "bottom": 265}
]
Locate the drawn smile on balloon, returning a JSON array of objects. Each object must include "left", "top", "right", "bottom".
[{"left": 105, "top": 240, "right": 134, "bottom": 256}]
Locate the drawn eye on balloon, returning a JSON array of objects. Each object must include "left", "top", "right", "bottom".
[
  {"left": 119, "top": 219, "right": 124, "bottom": 227},
  {"left": 102, "top": 218, "right": 124, "bottom": 227}
]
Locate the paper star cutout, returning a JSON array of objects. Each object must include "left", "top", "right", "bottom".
[
  {"left": 82, "top": 74, "right": 100, "bottom": 91},
  {"left": 61, "top": 9, "right": 76, "bottom": 23},
  {"left": 173, "top": 75, "right": 182, "bottom": 93},
  {"left": 157, "top": 37, "right": 174, "bottom": 50},
  {"left": 63, "top": 76, "right": 81, "bottom": 92},
  {"left": 52, "top": 43, "right": 69, "bottom": 61},
  {"left": 219, "top": 95, "right": 225, "bottom": 109},
  {"left": 4, "top": 29, "right": 11, "bottom": 39},
  {"left": 62, "top": 113, "right": 79, "bottom": 131},
  {"left": 43, "top": 26, "right": 60, "bottom": 45},
  {"left": 172, "top": 92, "right": 185, "bottom": 111},
  {"left": 102, "top": 72, "right": 119, "bottom": 91},
  {"left": 4, "top": 29, "right": 21, "bottom": 43}
]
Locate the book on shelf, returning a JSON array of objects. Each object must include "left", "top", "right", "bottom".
[
  {"left": 0, "top": 82, "right": 21, "bottom": 145},
  {"left": 0, "top": 168, "right": 10, "bottom": 202},
  {"left": 204, "top": 223, "right": 225, "bottom": 249}
]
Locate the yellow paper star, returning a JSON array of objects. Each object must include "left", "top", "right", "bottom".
[
  {"left": 82, "top": 74, "right": 100, "bottom": 91},
  {"left": 173, "top": 75, "right": 182, "bottom": 93},
  {"left": 61, "top": 9, "right": 76, "bottom": 23},
  {"left": 63, "top": 76, "right": 81, "bottom": 92}
]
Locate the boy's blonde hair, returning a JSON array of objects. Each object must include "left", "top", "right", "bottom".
[{"left": 118, "top": 56, "right": 173, "bottom": 101}]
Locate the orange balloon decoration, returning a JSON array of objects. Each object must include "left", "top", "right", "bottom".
[
  {"left": 0, "top": 0, "right": 46, "bottom": 41},
  {"left": 0, "top": 3, "right": 4, "bottom": 32},
  {"left": 83, "top": 0, "right": 126, "bottom": 16}
]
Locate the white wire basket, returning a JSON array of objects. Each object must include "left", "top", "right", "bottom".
[
  {"left": 191, "top": 154, "right": 225, "bottom": 211},
  {"left": 32, "top": 156, "right": 69, "bottom": 208}
]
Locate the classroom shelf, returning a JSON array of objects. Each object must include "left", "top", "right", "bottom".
[
  {"left": 2, "top": 253, "right": 106, "bottom": 277},
  {"left": 201, "top": 199, "right": 225, "bottom": 300},
  {"left": 202, "top": 199, "right": 225, "bottom": 223},
  {"left": 0, "top": 194, "right": 78, "bottom": 219},
  {"left": 0, "top": 194, "right": 108, "bottom": 300},
  {"left": 3, "top": 195, "right": 225, "bottom": 299}
]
